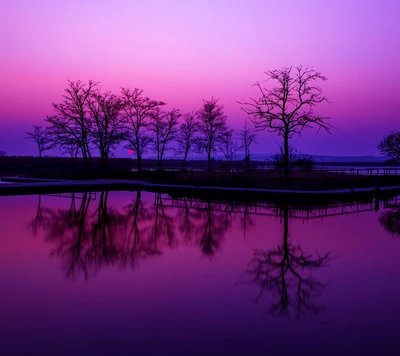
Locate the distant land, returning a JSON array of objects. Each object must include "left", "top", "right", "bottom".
[{"left": 148, "top": 154, "right": 388, "bottom": 163}]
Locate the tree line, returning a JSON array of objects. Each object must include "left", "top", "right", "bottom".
[
  {"left": 27, "top": 80, "right": 258, "bottom": 172},
  {"left": 26, "top": 66, "right": 333, "bottom": 176}
]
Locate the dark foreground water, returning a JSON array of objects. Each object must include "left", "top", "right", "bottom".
[{"left": 1, "top": 191, "right": 400, "bottom": 355}]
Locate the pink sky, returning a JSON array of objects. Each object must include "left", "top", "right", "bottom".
[{"left": 1, "top": 0, "right": 399, "bottom": 156}]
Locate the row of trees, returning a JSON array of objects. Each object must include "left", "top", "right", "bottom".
[
  {"left": 26, "top": 81, "right": 257, "bottom": 172},
  {"left": 27, "top": 66, "right": 333, "bottom": 177}
]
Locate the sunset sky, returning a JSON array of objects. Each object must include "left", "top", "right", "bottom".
[{"left": 1, "top": 0, "right": 399, "bottom": 156}]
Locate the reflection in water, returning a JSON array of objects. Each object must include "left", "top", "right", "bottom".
[
  {"left": 379, "top": 196, "right": 400, "bottom": 236},
  {"left": 195, "top": 200, "right": 229, "bottom": 257},
  {"left": 246, "top": 203, "right": 330, "bottom": 318},
  {"left": 30, "top": 192, "right": 233, "bottom": 278},
  {"left": 29, "top": 191, "right": 399, "bottom": 319},
  {"left": 122, "top": 191, "right": 161, "bottom": 269}
]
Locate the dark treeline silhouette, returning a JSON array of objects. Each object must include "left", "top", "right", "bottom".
[
  {"left": 28, "top": 80, "right": 259, "bottom": 172},
  {"left": 26, "top": 66, "right": 334, "bottom": 175}
]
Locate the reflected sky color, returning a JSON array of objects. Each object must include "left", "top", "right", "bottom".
[
  {"left": 1, "top": 191, "right": 400, "bottom": 354},
  {"left": 1, "top": 0, "right": 399, "bottom": 156}
]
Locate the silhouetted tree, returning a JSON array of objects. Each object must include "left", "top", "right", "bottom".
[
  {"left": 177, "top": 111, "right": 199, "bottom": 170},
  {"left": 25, "top": 125, "right": 51, "bottom": 159},
  {"left": 378, "top": 131, "right": 400, "bottom": 163},
  {"left": 46, "top": 80, "right": 98, "bottom": 164},
  {"left": 246, "top": 203, "right": 330, "bottom": 318},
  {"left": 0, "top": 150, "right": 6, "bottom": 157},
  {"left": 149, "top": 108, "right": 180, "bottom": 170},
  {"left": 88, "top": 90, "right": 125, "bottom": 171},
  {"left": 239, "top": 66, "right": 331, "bottom": 181},
  {"left": 238, "top": 118, "right": 257, "bottom": 169},
  {"left": 121, "top": 88, "right": 165, "bottom": 172},
  {"left": 221, "top": 129, "right": 240, "bottom": 167},
  {"left": 197, "top": 97, "right": 228, "bottom": 171}
]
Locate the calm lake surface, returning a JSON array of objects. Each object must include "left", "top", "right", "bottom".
[{"left": 1, "top": 191, "right": 400, "bottom": 355}]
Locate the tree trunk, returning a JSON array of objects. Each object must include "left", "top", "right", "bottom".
[
  {"left": 207, "top": 151, "right": 211, "bottom": 171},
  {"left": 182, "top": 151, "right": 188, "bottom": 170},
  {"left": 158, "top": 148, "right": 163, "bottom": 170},
  {"left": 137, "top": 154, "right": 142, "bottom": 172},
  {"left": 102, "top": 154, "right": 108, "bottom": 173},
  {"left": 283, "top": 133, "right": 289, "bottom": 184}
]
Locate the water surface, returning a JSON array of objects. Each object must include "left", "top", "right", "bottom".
[{"left": 1, "top": 191, "right": 400, "bottom": 355}]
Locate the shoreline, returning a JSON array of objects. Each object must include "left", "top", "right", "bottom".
[{"left": 1, "top": 177, "right": 399, "bottom": 199}]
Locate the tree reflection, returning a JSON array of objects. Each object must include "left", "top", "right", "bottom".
[
  {"left": 151, "top": 192, "right": 177, "bottom": 248},
  {"left": 122, "top": 190, "right": 161, "bottom": 269},
  {"left": 240, "top": 202, "right": 255, "bottom": 240},
  {"left": 187, "top": 200, "right": 231, "bottom": 258},
  {"left": 30, "top": 191, "right": 159, "bottom": 278},
  {"left": 176, "top": 197, "right": 202, "bottom": 243},
  {"left": 246, "top": 203, "right": 330, "bottom": 318},
  {"left": 29, "top": 191, "right": 236, "bottom": 278},
  {"left": 379, "top": 199, "right": 400, "bottom": 236}
]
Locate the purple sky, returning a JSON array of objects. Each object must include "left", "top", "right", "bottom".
[{"left": 1, "top": 0, "right": 399, "bottom": 156}]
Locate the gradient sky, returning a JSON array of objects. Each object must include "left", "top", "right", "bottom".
[{"left": 1, "top": 0, "right": 399, "bottom": 156}]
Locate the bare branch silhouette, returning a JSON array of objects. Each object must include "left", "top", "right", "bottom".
[
  {"left": 46, "top": 80, "right": 98, "bottom": 164},
  {"left": 149, "top": 108, "right": 180, "bottom": 170},
  {"left": 239, "top": 66, "right": 332, "bottom": 181},
  {"left": 238, "top": 118, "right": 257, "bottom": 169},
  {"left": 176, "top": 111, "right": 199, "bottom": 170},
  {"left": 378, "top": 131, "right": 400, "bottom": 163},
  {"left": 197, "top": 97, "right": 229, "bottom": 171},
  {"left": 25, "top": 125, "right": 51, "bottom": 160},
  {"left": 120, "top": 87, "right": 165, "bottom": 172},
  {"left": 88, "top": 90, "right": 125, "bottom": 171}
]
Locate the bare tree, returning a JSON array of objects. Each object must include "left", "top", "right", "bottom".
[
  {"left": 25, "top": 125, "right": 51, "bottom": 159},
  {"left": 238, "top": 118, "right": 257, "bottom": 169},
  {"left": 221, "top": 129, "right": 240, "bottom": 167},
  {"left": 149, "top": 108, "right": 180, "bottom": 170},
  {"left": 378, "top": 131, "right": 400, "bottom": 163},
  {"left": 88, "top": 90, "right": 125, "bottom": 171},
  {"left": 177, "top": 111, "right": 198, "bottom": 170},
  {"left": 197, "top": 97, "right": 228, "bottom": 171},
  {"left": 46, "top": 80, "right": 98, "bottom": 164},
  {"left": 239, "top": 66, "right": 331, "bottom": 181},
  {"left": 121, "top": 87, "right": 165, "bottom": 172}
]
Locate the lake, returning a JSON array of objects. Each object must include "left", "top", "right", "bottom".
[{"left": 1, "top": 191, "right": 400, "bottom": 355}]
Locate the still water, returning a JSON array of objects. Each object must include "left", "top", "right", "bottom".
[{"left": 1, "top": 191, "right": 400, "bottom": 355}]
